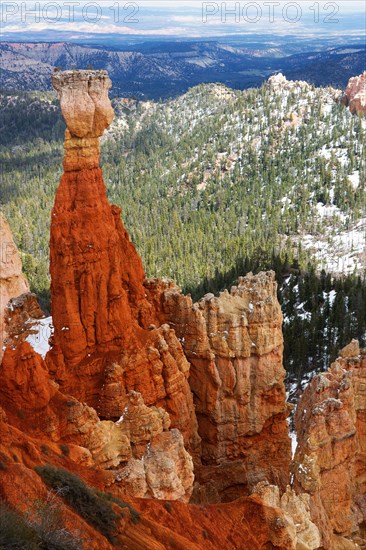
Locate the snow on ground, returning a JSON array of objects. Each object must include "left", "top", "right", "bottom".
[
  {"left": 324, "top": 289, "right": 337, "bottom": 306},
  {"left": 315, "top": 202, "right": 346, "bottom": 221},
  {"left": 347, "top": 170, "right": 360, "bottom": 190},
  {"left": 295, "top": 217, "right": 366, "bottom": 275},
  {"left": 319, "top": 145, "right": 349, "bottom": 166},
  {"left": 26, "top": 316, "right": 53, "bottom": 358},
  {"left": 287, "top": 415, "right": 298, "bottom": 458},
  {"left": 290, "top": 432, "right": 298, "bottom": 458}
]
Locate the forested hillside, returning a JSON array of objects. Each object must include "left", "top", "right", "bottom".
[{"left": 0, "top": 78, "right": 365, "bottom": 380}]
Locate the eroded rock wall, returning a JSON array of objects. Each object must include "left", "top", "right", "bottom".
[
  {"left": 294, "top": 340, "right": 366, "bottom": 548},
  {"left": 146, "top": 272, "right": 292, "bottom": 502},
  {"left": 0, "top": 212, "right": 30, "bottom": 359},
  {"left": 0, "top": 341, "right": 194, "bottom": 502}
]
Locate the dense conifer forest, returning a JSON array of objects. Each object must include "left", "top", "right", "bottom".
[{"left": 0, "top": 81, "right": 365, "bottom": 381}]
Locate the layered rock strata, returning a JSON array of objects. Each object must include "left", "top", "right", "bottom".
[
  {"left": 253, "top": 481, "right": 321, "bottom": 550},
  {"left": 52, "top": 70, "right": 114, "bottom": 171},
  {"left": 50, "top": 70, "right": 149, "bottom": 364},
  {"left": 0, "top": 339, "right": 299, "bottom": 548},
  {"left": 294, "top": 340, "right": 366, "bottom": 548},
  {"left": 1, "top": 69, "right": 292, "bottom": 523},
  {"left": 49, "top": 70, "right": 200, "bottom": 460},
  {"left": 146, "top": 272, "right": 292, "bottom": 502}
]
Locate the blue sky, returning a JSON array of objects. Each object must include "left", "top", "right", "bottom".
[{"left": 1, "top": 1, "right": 365, "bottom": 37}]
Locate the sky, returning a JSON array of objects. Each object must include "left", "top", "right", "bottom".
[{"left": 1, "top": 0, "right": 365, "bottom": 38}]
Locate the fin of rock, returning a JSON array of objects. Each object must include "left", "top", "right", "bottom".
[{"left": 145, "top": 271, "right": 292, "bottom": 502}]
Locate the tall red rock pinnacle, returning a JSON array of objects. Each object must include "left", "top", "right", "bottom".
[
  {"left": 50, "top": 70, "right": 153, "bottom": 365},
  {"left": 49, "top": 70, "right": 200, "bottom": 460}
]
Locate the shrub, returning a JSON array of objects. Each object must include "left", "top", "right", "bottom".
[
  {"left": 0, "top": 496, "right": 83, "bottom": 550},
  {"left": 40, "top": 444, "right": 51, "bottom": 456},
  {"left": 35, "top": 466, "right": 121, "bottom": 543},
  {"left": 60, "top": 444, "right": 70, "bottom": 457},
  {"left": 164, "top": 501, "right": 172, "bottom": 513},
  {"left": 0, "top": 501, "right": 39, "bottom": 549},
  {"left": 94, "top": 489, "right": 140, "bottom": 525}
]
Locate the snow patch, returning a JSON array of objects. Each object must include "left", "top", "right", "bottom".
[{"left": 26, "top": 316, "right": 53, "bottom": 358}]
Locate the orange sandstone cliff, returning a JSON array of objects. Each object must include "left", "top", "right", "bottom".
[
  {"left": 146, "top": 274, "right": 291, "bottom": 502},
  {"left": 294, "top": 340, "right": 366, "bottom": 549},
  {"left": 0, "top": 213, "right": 29, "bottom": 357}
]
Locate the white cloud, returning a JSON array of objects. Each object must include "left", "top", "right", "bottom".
[{"left": 2, "top": 21, "right": 198, "bottom": 36}]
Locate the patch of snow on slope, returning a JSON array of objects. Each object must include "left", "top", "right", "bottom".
[
  {"left": 315, "top": 202, "right": 346, "bottom": 221},
  {"left": 290, "top": 432, "right": 298, "bottom": 458},
  {"left": 26, "top": 316, "right": 53, "bottom": 358},
  {"left": 296, "top": 217, "right": 366, "bottom": 275},
  {"left": 287, "top": 414, "right": 298, "bottom": 459},
  {"left": 347, "top": 171, "right": 360, "bottom": 190},
  {"left": 320, "top": 145, "right": 348, "bottom": 166}
]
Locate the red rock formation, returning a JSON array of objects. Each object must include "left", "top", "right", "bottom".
[
  {"left": 50, "top": 70, "right": 152, "bottom": 365},
  {"left": 0, "top": 212, "right": 30, "bottom": 358},
  {"left": 293, "top": 340, "right": 366, "bottom": 549},
  {"left": 49, "top": 70, "right": 200, "bottom": 459},
  {"left": 146, "top": 272, "right": 292, "bottom": 502},
  {"left": 0, "top": 69, "right": 304, "bottom": 548},
  {"left": 0, "top": 342, "right": 299, "bottom": 548},
  {"left": 343, "top": 72, "right": 366, "bottom": 115},
  {"left": 253, "top": 482, "right": 321, "bottom": 549},
  {"left": 0, "top": 460, "right": 300, "bottom": 550},
  {"left": 49, "top": 72, "right": 292, "bottom": 502},
  {"left": 4, "top": 292, "right": 44, "bottom": 347},
  {"left": 0, "top": 341, "right": 194, "bottom": 501}
]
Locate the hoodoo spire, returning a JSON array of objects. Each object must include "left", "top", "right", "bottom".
[{"left": 50, "top": 70, "right": 150, "bottom": 365}]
